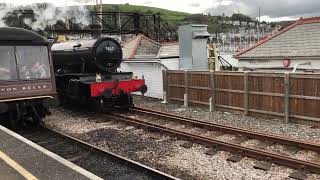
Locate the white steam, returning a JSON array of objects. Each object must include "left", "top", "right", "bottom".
[
  {"left": 0, "top": 3, "right": 13, "bottom": 27},
  {"left": 0, "top": 0, "right": 93, "bottom": 30}
]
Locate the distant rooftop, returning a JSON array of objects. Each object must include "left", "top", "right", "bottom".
[
  {"left": 236, "top": 17, "right": 320, "bottom": 59},
  {"left": 157, "top": 42, "right": 179, "bottom": 59},
  {"left": 122, "top": 34, "right": 179, "bottom": 59}
]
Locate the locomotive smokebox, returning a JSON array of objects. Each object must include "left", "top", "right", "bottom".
[{"left": 51, "top": 37, "right": 122, "bottom": 73}]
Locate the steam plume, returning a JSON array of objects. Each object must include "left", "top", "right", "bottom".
[{"left": 0, "top": 0, "right": 93, "bottom": 30}]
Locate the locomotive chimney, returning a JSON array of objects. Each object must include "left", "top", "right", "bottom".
[{"left": 90, "top": 24, "right": 102, "bottom": 38}]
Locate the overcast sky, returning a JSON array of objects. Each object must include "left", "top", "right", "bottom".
[{"left": 0, "top": 0, "right": 319, "bottom": 22}]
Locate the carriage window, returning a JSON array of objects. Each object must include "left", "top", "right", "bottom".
[
  {"left": 16, "top": 46, "right": 51, "bottom": 80},
  {"left": 0, "top": 46, "right": 17, "bottom": 81}
]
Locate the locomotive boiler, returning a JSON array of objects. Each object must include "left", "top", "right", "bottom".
[{"left": 51, "top": 37, "right": 147, "bottom": 110}]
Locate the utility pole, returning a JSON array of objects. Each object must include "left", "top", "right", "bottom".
[
  {"left": 96, "top": 0, "right": 103, "bottom": 28},
  {"left": 258, "top": 7, "right": 261, "bottom": 24},
  {"left": 258, "top": 7, "right": 261, "bottom": 41},
  {"left": 65, "top": 0, "right": 69, "bottom": 30},
  {"left": 118, "top": 11, "right": 122, "bottom": 41}
]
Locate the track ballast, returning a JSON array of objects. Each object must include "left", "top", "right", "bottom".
[{"left": 18, "top": 125, "right": 180, "bottom": 180}]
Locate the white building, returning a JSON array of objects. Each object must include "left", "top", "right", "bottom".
[
  {"left": 119, "top": 34, "right": 179, "bottom": 99},
  {"left": 236, "top": 17, "right": 320, "bottom": 72}
]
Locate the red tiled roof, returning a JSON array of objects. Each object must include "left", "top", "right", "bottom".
[
  {"left": 123, "top": 34, "right": 162, "bottom": 59},
  {"left": 129, "top": 34, "right": 143, "bottom": 59},
  {"left": 235, "top": 17, "right": 320, "bottom": 58}
]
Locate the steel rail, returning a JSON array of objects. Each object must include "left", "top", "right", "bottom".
[
  {"left": 38, "top": 125, "right": 180, "bottom": 180},
  {"left": 131, "top": 107, "right": 320, "bottom": 152},
  {"left": 106, "top": 113, "right": 320, "bottom": 174}
]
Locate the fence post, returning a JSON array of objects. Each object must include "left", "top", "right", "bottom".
[
  {"left": 244, "top": 71, "right": 249, "bottom": 115},
  {"left": 184, "top": 70, "right": 189, "bottom": 106},
  {"left": 161, "top": 70, "right": 168, "bottom": 103},
  {"left": 210, "top": 71, "right": 216, "bottom": 111},
  {"left": 284, "top": 72, "right": 290, "bottom": 123}
]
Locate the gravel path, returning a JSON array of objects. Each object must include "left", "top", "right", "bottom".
[
  {"left": 45, "top": 106, "right": 320, "bottom": 180},
  {"left": 134, "top": 96, "right": 320, "bottom": 144}
]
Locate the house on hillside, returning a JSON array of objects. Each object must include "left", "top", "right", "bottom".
[
  {"left": 119, "top": 34, "right": 179, "bottom": 99},
  {"left": 235, "top": 17, "right": 320, "bottom": 72}
]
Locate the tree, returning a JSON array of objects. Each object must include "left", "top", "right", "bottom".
[
  {"left": 183, "top": 14, "right": 208, "bottom": 24},
  {"left": 231, "top": 13, "right": 251, "bottom": 22}
]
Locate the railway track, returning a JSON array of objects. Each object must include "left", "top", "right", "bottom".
[
  {"left": 18, "top": 125, "right": 180, "bottom": 180},
  {"left": 131, "top": 107, "right": 320, "bottom": 152},
  {"left": 105, "top": 107, "right": 320, "bottom": 178}
]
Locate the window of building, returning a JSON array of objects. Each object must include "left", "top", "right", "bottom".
[{"left": 0, "top": 46, "right": 18, "bottom": 81}]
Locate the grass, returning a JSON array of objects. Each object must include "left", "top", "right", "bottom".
[{"left": 87, "top": 4, "right": 189, "bottom": 22}]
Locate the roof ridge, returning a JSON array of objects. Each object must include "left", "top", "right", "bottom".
[
  {"left": 298, "top": 16, "right": 320, "bottom": 24},
  {"left": 140, "top": 35, "right": 162, "bottom": 46},
  {"left": 122, "top": 35, "right": 140, "bottom": 46},
  {"left": 129, "top": 34, "right": 143, "bottom": 59}
]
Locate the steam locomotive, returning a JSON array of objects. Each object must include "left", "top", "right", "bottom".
[{"left": 51, "top": 37, "right": 147, "bottom": 110}]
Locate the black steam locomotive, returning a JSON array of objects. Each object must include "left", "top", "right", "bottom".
[
  {"left": 51, "top": 37, "right": 147, "bottom": 110},
  {"left": 0, "top": 27, "right": 56, "bottom": 128}
]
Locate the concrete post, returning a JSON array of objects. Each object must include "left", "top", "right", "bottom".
[
  {"left": 210, "top": 71, "right": 216, "bottom": 111},
  {"left": 184, "top": 93, "right": 188, "bottom": 107},
  {"left": 209, "top": 98, "right": 213, "bottom": 112},
  {"left": 184, "top": 70, "right": 189, "bottom": 107},
  {"left": 162, "top": 70, "right": 168, "bottom": 104},
  {"left": 161, "top": 91, "right": 168, "bottom": 104}
]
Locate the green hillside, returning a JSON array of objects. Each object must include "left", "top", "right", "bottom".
[{"left": 87, "top": 4, "right": 189, "bottom": 22}]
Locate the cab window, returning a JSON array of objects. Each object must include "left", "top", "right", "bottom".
[
  {"left": 16, "top": 46, "right": 51, "bottom": 80},
  {"left": 0, "top": 46, "right": 18, "bottom": 81}
]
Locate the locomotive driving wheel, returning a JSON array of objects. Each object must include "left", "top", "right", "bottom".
[{"left": 116, "top": 90, "right": 133, "bottom": 110}]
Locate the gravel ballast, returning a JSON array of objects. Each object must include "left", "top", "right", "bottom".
[
  {"left": 134, "top": 96, "right": 320, "bottom": 144},
  {"left": 45, "top": 99, "right": 320, "bottom": 179}
]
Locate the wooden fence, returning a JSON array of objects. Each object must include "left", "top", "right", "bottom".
[{"left": 164, "top": 70, "right": 320, "bottom": 124}]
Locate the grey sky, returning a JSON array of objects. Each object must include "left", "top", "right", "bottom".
[
  {"left": 0, "top": 0, "right": 319, "bottom": 22},
  {"left": 205, "top": 0, "right": 320, "bottom": 21}
]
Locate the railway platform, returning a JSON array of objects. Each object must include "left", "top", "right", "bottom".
[{"left": 0, "top": 125, "right": 102, "bottom": 180}]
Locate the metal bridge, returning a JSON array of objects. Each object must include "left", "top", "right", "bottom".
[{"left": 4, "top": 10, "right": 178, "bottom": 42}]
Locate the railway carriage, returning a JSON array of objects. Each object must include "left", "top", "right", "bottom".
[
  {"left": 51, "top": 37, "right": 147, "bottom": 110},
  {"left": 0, "top": 27, "right": 56, "bottom": 128}
]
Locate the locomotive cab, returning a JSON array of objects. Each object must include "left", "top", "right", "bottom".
[{"left": 0, "top": 27, "right": 56, "bottom": 128}]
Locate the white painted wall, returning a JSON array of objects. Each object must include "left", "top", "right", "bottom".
[
  {"left": 161, "top": 58, "right": 180, "bottom": 70},
  {"left": 220, "top": 52, "right": 239, "bottom": 67},
  {"left": 118, "top": 58, "right": 179, "bottom": 99},
  {"left": 239, "top": 58, "right": 320, "bottom": 72}
]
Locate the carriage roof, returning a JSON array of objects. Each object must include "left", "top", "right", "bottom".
[{"left": 0, "top": 27, "right": 49, "bottom": 45}]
